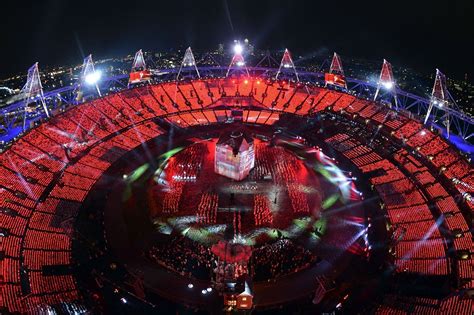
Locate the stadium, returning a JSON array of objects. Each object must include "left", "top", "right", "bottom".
[{"left": 0, "top": 43, "right": 473, "bottom": 314}]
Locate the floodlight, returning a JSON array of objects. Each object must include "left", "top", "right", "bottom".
[
  {"left": 234, "top": 43, "right": 243, "bottom": 55},
  {"left": 382, "top": 81, "right": 393, "bottom": 90},
  {"left": 85, "top": 70, "right": 102, "bottom": 85}
]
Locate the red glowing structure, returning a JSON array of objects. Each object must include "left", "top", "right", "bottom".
[
  {"left": 276, "top": 48, "right": 300, "bottom": 82},
  {"left": 325, "top": 52, "right": 347, "bottom": 88}
]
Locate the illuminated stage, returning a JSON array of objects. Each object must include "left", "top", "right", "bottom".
[
  {"left": 214, "top": 130, "right": 255, "bottom": 181},
  {"left": 90, "top": 124, "right": 376, "bottom": 310},
  {"left": 148, "top": 137, "right": 328, "bottom": 238}
]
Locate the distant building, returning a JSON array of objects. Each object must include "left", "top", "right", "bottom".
[{"left": 215, "top": 130, "right": 254, "bottom": 181}]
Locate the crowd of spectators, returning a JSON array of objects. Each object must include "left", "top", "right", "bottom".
[
  {"left": 148, "top": 236, "right": 216, "bottom": 280},
  {"left": 250, "top": 239, "right": 317, "bottom": 281}
]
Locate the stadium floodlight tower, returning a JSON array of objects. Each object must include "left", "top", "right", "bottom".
[
  {"left": 275, "top": 49, "right": 300, "bottom": 82},
  {"left": 80, "top": 54, "right": 102, "bottom": 97},
  {"left": 330, "top": 53, "right": 344, "bottom": 75},
  {"left": 324, "top": 52, "right": 347, "bottom": 89},
  {"left": 373, "top": 59, "right": 398, "bottom": 109},
  {"left": 21, "top": 62, "right": 49, "bottom": 131},
  {"left": 128, "top": 49, "right": 151, "bottom": 87},
  {"left": 176, "top": 47, "right": 200, "bottom": 80},
  {"left": 424, "top": 69, "right": 452, "bottom": 138},
  {"left": 226, "top": 42, "right": 250, "bottom": 77},
  {"left": 132, "top": 49, "right": 147, "bottom": 71}
]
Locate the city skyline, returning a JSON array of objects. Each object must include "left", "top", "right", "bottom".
[{"left": 1, "top": 0, "right": 473, "bottom": 80}]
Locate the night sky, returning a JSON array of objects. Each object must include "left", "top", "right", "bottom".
[{"left": 1, "top": 0, "right": 473, "bottom": 80}]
